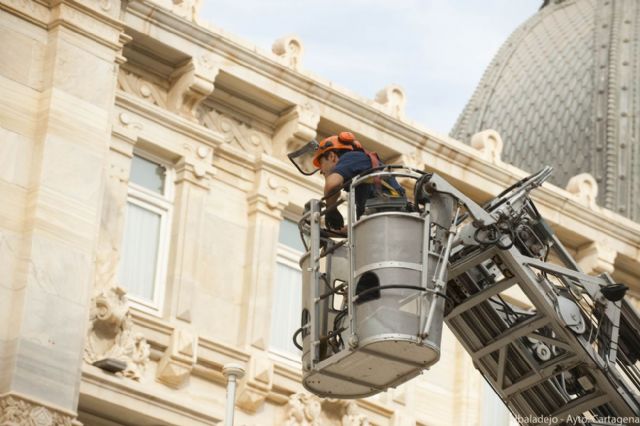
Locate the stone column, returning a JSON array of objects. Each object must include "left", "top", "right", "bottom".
[{"left": 0, "top": 0, "right": 126, "bottom": 420}]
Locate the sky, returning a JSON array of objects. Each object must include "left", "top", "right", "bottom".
[{"left": 199, "top": 1, "right": 541, "bottom": 136}]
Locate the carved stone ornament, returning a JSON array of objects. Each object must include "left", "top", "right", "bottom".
[
  {"left": 168, "top": 60, "right": 217, "bottom": 121},
  {"left": 146, "top": 0, "right": 203, "bottom": 22},
  {"left": 236, "top": 355, "right": 274, "bottom": 413},
  {"left": 470, "top": 129, "right": 503, "bottom": 164},
  {"left": 199, "top": 107, "right": 271, "bottom": 154},
  {"left": 283, "top": 393, "right": 322, "bottom": 426},
  {"left": 155, "top": 329, "right": 197, "bottom": 388},
  {"left": 117, "top": 69, "right": 168, "bottom": 108},
  {"left": 566, "top": 173, "right": 599, "bottom": 208},
  {"left": 84, "top": 287, "right": 150, "bottom": 380},
  {"left": 272, "top": 35, "right": 304, "bottom": 70},
  {"left": 0, "top": 394, "right": 75, "bottom": 426},
  {"left": 282, "top": 394, "right": 370, "bottom": 426},
  {"left": 374, "top": 85, "right": 406, "bottom": 119}
]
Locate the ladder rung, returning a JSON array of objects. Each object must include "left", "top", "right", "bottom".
[
  {"left": 502, "top": 354, "right": 581, "bottom": 397},
  {"left": 473, "top": 315, "right": 550, "bottom": 360},
  {"left": 446, "top": 276, "right": 519, "bottom": 320}
]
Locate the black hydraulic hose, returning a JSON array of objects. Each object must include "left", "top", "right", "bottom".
[
  {"left": 292, "top": 327, "right": 304, "bottom": 351},
  {"left": 354, "top": 285, "right": 451, "bottom": 303}
]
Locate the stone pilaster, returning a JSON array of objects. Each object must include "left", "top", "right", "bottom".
[
  {"left": 0, "top": 0, "right": 126, "bottom": 416},
  {"left": 167, "top": 144, "right": 215, "bottom": 322},
  {"left": 93, "top": 111, "right": 139, "bottom": 295},
  {"left": 239, "top": 159, "right": 290, "bottom": 349}
]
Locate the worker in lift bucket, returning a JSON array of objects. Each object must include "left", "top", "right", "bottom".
[{"left": 288, "top": 131, "right": 406, "bottom": 232}]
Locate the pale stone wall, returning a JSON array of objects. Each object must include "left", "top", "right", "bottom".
[{"left": 1, "top": 1, "right": 639, "bottom": 425}]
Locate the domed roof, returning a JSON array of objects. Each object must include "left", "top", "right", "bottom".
[{"left": 451, "top": 0, "right": 640, "bottom": 221}]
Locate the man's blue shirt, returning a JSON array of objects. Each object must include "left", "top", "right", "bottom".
[{"left": 331, "top": 151, "right": 404, "bottom": 217}]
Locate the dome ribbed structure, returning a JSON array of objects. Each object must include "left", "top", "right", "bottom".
[{"left": 451, "top": 0, "right": 640, "bottom": 221}]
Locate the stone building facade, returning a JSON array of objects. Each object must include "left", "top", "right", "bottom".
[{"left": 0, "top": 1, "right": 639, "bottom": 425}]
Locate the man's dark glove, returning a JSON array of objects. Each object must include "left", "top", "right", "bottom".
[{"left": 325, "top": 208, "right": 344, "bottom": 230}]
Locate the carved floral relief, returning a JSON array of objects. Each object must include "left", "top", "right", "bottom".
[
  {"left": 117, "top": 69, "right": 168, "bottom": 108},
  {"left": 0, "top": 395, "right": 74, "bottom": 426},
  {"left": 282, "top": 393, "right": 370, "bottom": 426},
  {"left": 198, "top": 106, "right": 271, "bottom": 154}
]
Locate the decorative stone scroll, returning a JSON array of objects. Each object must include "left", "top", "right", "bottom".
[
  {"left": 282, "top": 393, "right": 370, "bottom": 426},
  {"left": 374, "top": 85, "right": 406, "bottom": 119},
  {"left": 272, "top": 35, "right": 304, "bottom": 71},
  {"left": 168, "top": 59, "right": 218, "bottom": 121},
  {"left": 470, "top": 129, "right": 503, "bottom": 164},
  {"left": 0, "top": 394, "right": 75, "bottom": 426},
  {"left": 84, "top": 287, "right": 150, "bottom": 380},
  {"left": 566, "top": 173, "right": 598, "bottom": 208}
]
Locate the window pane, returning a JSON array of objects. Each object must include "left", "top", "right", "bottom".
[
  {"left": 130, "top": 155, "right": 165, "bottom": 194},
  {"left": 118, "top": 202, "right": 161, "bottom": 302},
  {"left": 269, "top": 262, "right": 302, "bottom": 356},
  {"left": 278, "top": 219, "right": 305, "bottom": 252}
]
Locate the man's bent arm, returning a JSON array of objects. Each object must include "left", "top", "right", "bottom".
[{"left": 323, "top": 172, "right": 344, "bottom": 208}]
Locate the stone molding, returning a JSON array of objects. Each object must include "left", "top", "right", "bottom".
[
  {"left": 247, "top": 167, "right": 290, "bottom": 217},
  {"left": 48, "top": 0, "right": 125, "bottom": 51},
  {"left": 0, "top": 393, "right": 78, "bottom": 426},
  {"left": 392, "top": 146, "right": 428, "bottom": 171},
  {"left": 84, "top": 287, "right": 151, "bottom": 380},
  {"left": 146, "top": 0, "right": 202, "bottom": 22},
  {"left": 175, "top": 143, "right": 215, "bottom": 188},
  {"left": 156, "top": 329, "right": 197, "bottom": 388},
  {"left": 470, "top": 129, "right": 503, "bottom": 164},
  {"left": 272, "top": 35, "right": 304, "bottom": 71},
  {"left": 374, "top": 85, "right": 406, "bottom": 119}
]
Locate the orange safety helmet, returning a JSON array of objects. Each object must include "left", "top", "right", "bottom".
[{"left": 312, "top": 132, "right": 362, "bottom": 168}]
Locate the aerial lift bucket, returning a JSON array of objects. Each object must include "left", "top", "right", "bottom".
[{"left": 297, "top": 168, "right": 459, "bottom": 398}]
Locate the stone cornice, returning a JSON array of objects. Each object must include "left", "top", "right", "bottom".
[
  {"left": 48, "top": 0, "right": 125, "bottom": 51},
  {"left": 0, "top": 0, "right": 51, "bottom": 28},
  {"left": 81, "top": 365, "right": 219, "bottom": 425}
]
